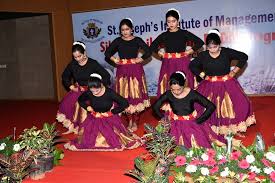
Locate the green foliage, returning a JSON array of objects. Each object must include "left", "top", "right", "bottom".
[
  {"left": 19, "top": 123, "right": 61, "bottom": 157},
  {"left": 53, "top": 148, "right": 64, "bottom": 166},
  {"left": 0, "top": 150, "right": 36, "bottom": 183},
  {"left": 0, "top": 137, "right": 19, "bottom": 157}
]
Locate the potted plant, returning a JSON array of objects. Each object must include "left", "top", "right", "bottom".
[
  {"left": 127, "top": 121, "right": 275, "bottom": 183},
  {"left": 0, "top": 136, "right": 21, "bottom": 157},
  {"left": 0, "top": 136, "right": 37, "bottom": 183},
  {"left": 126, "top": 120, "right": 176, "bottom": 182},
  {"left": 19, "top": 122, "right": 64, "bottom": 180}
]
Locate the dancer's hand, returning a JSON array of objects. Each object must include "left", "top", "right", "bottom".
[
  {"left": 69, "top": 85, "right": 78, "bottom": 92},
  {"left": 199, "top": 72, "right": 206, "bottom": 79},
  {"left": 158, "top": 50, "right": 165, "bottom": 58},
  {"left": 185, "top": 49, "right": 194, "bottom": 56},
  {"left": 111, "top": 56, "right": 120, "bottom": 64},
  {"left": 134, "top": 58, "right": 143, "bottom": 63},
  {"left": 229, "top": 67, "right": 240, "bottom": 78},
  {"left": 87, "top": 106, "right": 94, "bottom": 112},
  {"left": 229, "top": 71, "right": 236, "bottom": 78}
]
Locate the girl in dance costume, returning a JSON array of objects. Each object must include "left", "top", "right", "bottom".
[
  {"left": 153, "top": 71, "right": 225, "bottom": 148},
  {"left": 189, "top": 29, "right": 256, "bottom": 136},
  {"left": 64, "top": 73, "right": 141, "bottom": 151},
  {"left": 57, "top": 41, "right": 110, "bottom": 134},
  {"left": 105, "top": 18, "right": 151, "bottom": 132},
  {"left": 150, "top": 8, "right": 204, "bottom": 97}
]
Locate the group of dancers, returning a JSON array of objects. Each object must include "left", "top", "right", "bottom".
[{"left": 56, "top": 8, "right": 256, "bottom": 151}]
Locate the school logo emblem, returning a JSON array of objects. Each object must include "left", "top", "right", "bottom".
[
  {"left": 83, "top": 22, "right": 101, "bottom": 39},
  {"left": 81, "top": 19, "right": 105, "bottom": 43}
]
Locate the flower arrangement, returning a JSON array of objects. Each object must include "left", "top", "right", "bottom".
[
  {"left": 127, "top": 121, "right": 275, "bottom": 183},
  {"left": 0, "top": 122, "right": 64, "bottom": 182},
  {"left": 0, "top": 149, "right": 37, "bottom": 183},
  {"left": 0, "top": 136, "right": 21, "bottom": 157},
  {"left": 172, "top": 142, "right": 275, "bottom": 182},
  {"left": 0, "top": 137, "right": 37, "bottom": 183},
  {"left": 18, "top": 122, "right": 64, "bottom": 180}
]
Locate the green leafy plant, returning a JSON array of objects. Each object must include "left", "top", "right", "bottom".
[
  {"left": 0, "top": 149, "right": 37, "bottom": 183},
  {"left": 126, "top": 120, "right": 176, "bottom": 182},
  {"left": 127, "top": 121, "right": 275, "bottom": 182},
  {"left": 19, "top": 123, "right": 63, "bottom": 158},
  {"left": 53, "top": 148, "right": 64, "bottom": 166},
  {"left": 0, "top": 137, "right": 21, "bottom": 157}
]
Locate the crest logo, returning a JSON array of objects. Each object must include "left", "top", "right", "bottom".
[
  {"left": 83, "top": 22, "right": 101, "bottom": 39},
  {"left": 81, "top": 19, "right": 105, "bottom": 43}
]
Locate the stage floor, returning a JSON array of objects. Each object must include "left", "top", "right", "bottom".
[{"left": 0, "top": 97, "right": 274, "bottom": 183}]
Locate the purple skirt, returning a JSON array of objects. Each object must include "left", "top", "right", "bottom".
[
  {"left": 115, "top": 63, "right": 150, "bottom": 113},
  {"left": 64, "top": 114, "right": 141, "bottom": 151},
  {"left": 157, "top": 57, "right": 194, "bottom": 97},
  {"left": 195, "top": 77, "right": 256, "bottom": 135},
  {"left": 170, "top": 117, "right": 226, "bottom": 148},
  {"left": 56, "top": 88, "right": 87, "bottom": 134}
]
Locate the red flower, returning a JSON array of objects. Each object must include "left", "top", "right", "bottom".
[
  {"left": 238, "top": 159, "right": 250, "bottom": 169},
  {"left": 204, "top": 158, "right": 216, "bottom": 167},
  {"left": 261, "top": 158, "right": 271, "bottom": 167},
  {"left": 210, "top": 166, "right": 219, "bottom": 174},
  {"left": 239, "top": 173, "right": 244, "bottom": 180},
  {"left": 248, "top": 172, "right": 256, "bottom": 180},
  {"left": 207, "top": 149, "right": 216, "bottom": 158},
  {"left": 270, "top": 171, "right": 275, "bottom": 182},
  {"left": 230, "top": 151, "right": 242, "bottom": 160},
  {"left": 190, "top": 159, "right": 201, "bottom": 165},
  {"left": 218, "top": 157, "right": 227, "bottom": 165},
  {"left": 174, "top": 156, "right": 186, "bottom": 166}
]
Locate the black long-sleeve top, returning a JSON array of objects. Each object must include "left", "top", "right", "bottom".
[
  {"left": 62, "top": 58, "right": 111, "bottom": 90},
  {"left": 190, "top": 47, "right": 248, "bottom": 77},
  {"left": 104, "top": 37, "right": 151, "bottom": 60},
  {"left": 153, "top": 89, "right": 215, "bottom": 124},
  {"left": 78, "top": 88, "right": 129, "bottom": 114},
  {"left": 150, "top": 29, "right": 204, "bottom": 53}
]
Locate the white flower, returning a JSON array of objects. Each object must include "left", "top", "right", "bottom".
[
  {"left": 201, "top": 153, "right": 209, "bottom": 161},
  {"left": 217, "top": 154, "right": 225, "bottom": 160},
  {"left": 13, "top": 144, "right": 21, "bottom": 152},
  {"left": 265, "top": 152, "right": 275, "bottom": 162},
  {"left": 220, "top": 167, "right": 229, "bottom": 177},
  {"left": 246, "top": 155, "right": 255, "bottom": 163},
  {"left": 186, "top": 150, "right": 193, "bottom": 158},
  {"left": 0, "top": 143, "right": 6, "bottom": 150},
  {"left": 263, "top": 167, "right": 274, "bottom": 175},
  {"left": 200, "top": 167, "right": 209, "bottom": 176},
  {"left": 186, "top": 165, "right": 197, "bottom": 173},
  {"left": 250, "top": 166, "right": 261, "bottom": 174}
]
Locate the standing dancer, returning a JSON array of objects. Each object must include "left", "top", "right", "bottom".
[
  {"left": 190, "top": 29, "right": 256, "bottom": 135},
  {"left": 150, "top": 8, "right": 204, "bottom": 96},
  {"left": 105, "top": 18, "right": 151, "bottom": 132}
]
